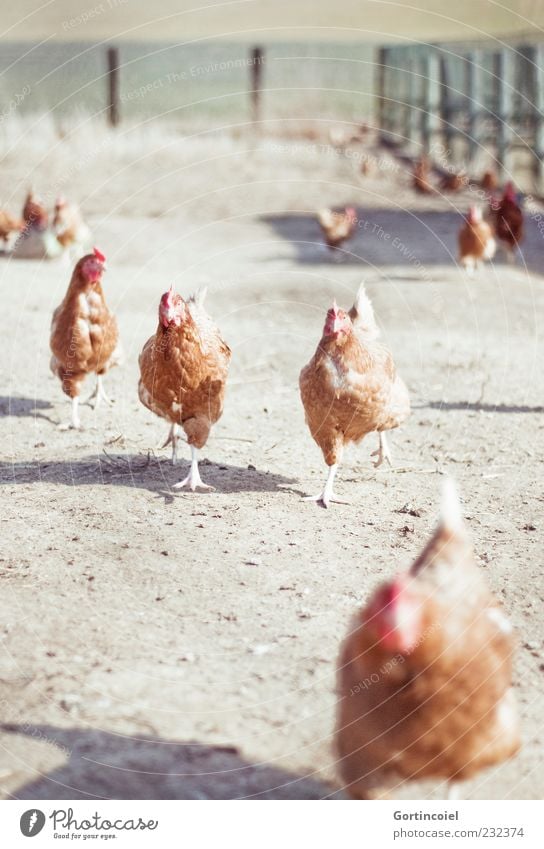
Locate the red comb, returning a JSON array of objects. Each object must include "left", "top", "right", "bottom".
[{"left": 93, "top": 247, "right": 106, "bottom": 263}]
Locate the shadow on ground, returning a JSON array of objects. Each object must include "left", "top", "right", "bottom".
[
  {"left": 259, "top": 208, "right": 544, "bottom": 276},
  {"left": 1, "top": 725, "right": 337, "bottom": 800},
  {"left": 0, "top": 454, "right": 302, "bottom": 499},
  {"left": 0, "top": 396, "right": 55, "bottom": 423},
  {"left": 425, "top": 400, "right": 544, "bottom": 414}
]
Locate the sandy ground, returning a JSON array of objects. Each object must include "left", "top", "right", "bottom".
[{"left": 0, "top": 128, "right": 543, "bottom": 800}]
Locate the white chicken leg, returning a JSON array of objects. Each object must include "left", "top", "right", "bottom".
[
  {"left": 58, "top": 396, "right": 81, "bottom": 431},
  {"left": 173, "top": 446, "right": 214, "bottom": 492},
  {"left": 160, "top": 423, "right": 180, "bottom": 464},
  {"left": 84, "top": 375, "right": 112, "bottom": 409},
  {"left": 371, "top": 431, "right": 392, "bottom": 468},
  {"left": 303, "top": 463, "right": 349, "bottom": 508}
]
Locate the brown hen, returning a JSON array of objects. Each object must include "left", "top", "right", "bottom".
[
  {"left": 50, "top": 248, "right": 121, "bottom": 429},
  {"left": 458, "top": 205, "right": 496, "bottom": 274},
  {"left": 491, "top": 183, "right": 524, "bottom": 262},
  {"left": 23, "top": 190, "right": 48, "bottom": 231},
  {"left": 336, "top": 479, "right": 520, "bottom": 799},
  {"left": 299, "top": 285, "right": 410, "bottom": 507},
  {"left": 317, "top": 207, "right": 357, "bottom": 257},
  {"left": 138, "top": 286, "right": 231, "bottom": 491},
  {"left": 53, "top": 195, "right": 92, "bottom": 259},
  {"left": 0, "top": 209, "right": 24, "bottom": 247}
]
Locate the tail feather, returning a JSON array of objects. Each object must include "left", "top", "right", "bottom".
[
  {"left": 410, "top": 477, "right": 469, "bottom": 576},
  {"left": 349, "top": 283, "right": 380, "bottom": 339}
]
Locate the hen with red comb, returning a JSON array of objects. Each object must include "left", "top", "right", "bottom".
[
  {"left": 336, "top": 479, "right": 520, "bottom": 799},
  {"left": 299, "top": 284, "right": 409, "bottom": 507},
  {"left": 50, "top": 250, "right": 120, "bottom": 429},
  {"left": 138, "top": 286, "right": 231, "bottom": 491}
]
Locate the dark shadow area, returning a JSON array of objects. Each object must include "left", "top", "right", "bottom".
[
  {"left": 259, "top": 208, "right": 544, "bottom": 276},
  {"left": 0, "top": 396, "right": 55, "bottom": 423},
  {"left": 0, "top": 454, "right": 302, "bottom": 498},
  {"left": 1, "top": 725, "right": 337, "bottom": 800},
  {"left": 260, "top": 209, "right": 459, "bottom": 268},
  {"left": 425, "top": 400, "right": 544, "bottom": 414}
]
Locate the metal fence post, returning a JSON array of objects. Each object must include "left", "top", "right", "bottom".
[
  {"left": 495, "top": 49, "right": 514, "bottom": 177},
  {"left": 421, "top": 49, "right": 440, "bottom": 153},
  {"left": 466, "top": 51, "right": 483, "bottom": 163},
  {"left": 532, "top": 44, "right": 544, "bottom": 189}
]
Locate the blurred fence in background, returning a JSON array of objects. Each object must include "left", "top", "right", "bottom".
[
  {"left": 0, "top": 41, "right": 375, "bottom": 127},
  {"left": 1, "top": 38, "right": 543, "bottom": 186},
  {"left": 377, "top": 42, "right": 544, "bottom": 184}
]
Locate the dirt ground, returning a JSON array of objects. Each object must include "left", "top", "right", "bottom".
[{"left": 0, "top": 127, "right": 543, "bottom": 800}]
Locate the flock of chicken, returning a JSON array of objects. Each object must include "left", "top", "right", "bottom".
[
  {"left": 5, "top": 166, "right": 523, "bottom": 798},
  {"left": 0, "top": 190, "right": 91, "bottom": 260},
  {"left": 318, "top": 164, "right": 524, "bottom": 274}
]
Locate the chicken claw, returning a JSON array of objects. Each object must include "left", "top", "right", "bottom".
[
  {"left": 303, "top": 463, "right": 349, "bottom": 508},
  {"left": 173, "top": 446, "right": 215, "bottom": 492},
  {"left": 372, "top": 431, "right": 392, "bottom": 468},
  {"left": 84, "top": 375, "right": 113, "bottom": 410},
  {"left": 303, "top": 491, "right": 349, "bottom": 509}
]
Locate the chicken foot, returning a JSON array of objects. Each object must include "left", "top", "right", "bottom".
[
  {"left": 58, "top": 397, "right": 81, "bottom": 431},
  {"left": 371, "top": 431, "right": 392, "bottom": 468},
  {"left": 84, "top": 375, "right": 113, "bottom": 410},
  {"left": 303, "top": 463, "right": 349, "bottom": 508},
  {"left": 173, "top": 445, "right": 215, "bottom": 492},
  {"left": 160, "top": 423, "right": 180, "bottom": 465}
]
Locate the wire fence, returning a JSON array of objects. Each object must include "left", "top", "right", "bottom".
[{"left": 377, "top": 42, "right": 544, "bottom": 185}]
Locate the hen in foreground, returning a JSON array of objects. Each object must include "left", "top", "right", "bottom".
[
  {"left": 336, "top": 479, "right": 520, "bottom": 799},
  {"left": 50, "top": 248, "right": 121, "bottom": 429},
  {"left": 138, "top": 286, "right": 231, "bottom": 491},
  {"left": 299, "top": 285, "right": 409, "bottom": 507}
]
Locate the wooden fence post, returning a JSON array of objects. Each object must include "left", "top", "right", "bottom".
[
  {"left": 494, "top": 49, "right": 514, "bottom": 177},
  {"left": 403, "top": 54, "right": 416, "bottom": 147},
  {"left": 532, "top": 44, "right": 544, "bottom": 189},
  {"left": 376, "top": 46, "right": 388, "bottom": 142},
  {"left": 466, "top": 51, "right": 483, "bottom": 163},
  {"left": 250, "top": 46, "right": 264, "bottom": 125},
  {"left": 107, "top": 47, "right": 120, "bottom": 127},
  {"left": 421, "top": 49, "right": 440, "bottom": 154}
]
